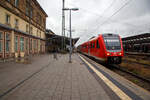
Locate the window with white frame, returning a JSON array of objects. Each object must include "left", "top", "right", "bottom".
[
  {"left": 20, "top": 37, "right": 24, "bottom": 52},
  {"left": 6, "top": 33, "right": 10, "bottom": 52},
  {"left": 15, "top": 19, "right": 19, "bottom": 28},
  {"left": 34, "top": 40, "right": 36, "bottom": 50},
  {"left": 15, "top": 36, "right": 18, "bottom": 52},
  {"left": 30, "top": 27, "right": 33, "bottom": 35},
  {"left": 26, "top": 38, "right": 28, "bottom": 51},
  {"left": 30, "top": 6, "right": 33, "bottom": 18},
  {"left": 26, "top": 24, "right": 29, "bottom": 33},
  {"left": 6, "top": 14, "right": 10, "bottom": 24},
  {"left": 26, "top": 0, "right": 29, "bottom": 16},
  {"left": 37, "top": 29, "right": 38, "bottom": 37},
  {"left": 15, "top": 0, "right": 19, "bottom": 7},
  {"left": 0, "top": 32, "right": 2, "bottom": 52}
]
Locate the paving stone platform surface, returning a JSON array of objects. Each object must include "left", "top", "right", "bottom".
[
  {"left": 0, "top": 53, "right": 150, "bottom": 100},
  {"left": 0, "top": 54, "right": 111, "bottom": 100}
]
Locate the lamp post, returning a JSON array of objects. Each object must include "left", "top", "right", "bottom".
[
  {"left": 62, "top": 0, "right": 65, "bottom": 50},
  {"left": 63, "top": 8, "right": 79, "bottom": 63}
]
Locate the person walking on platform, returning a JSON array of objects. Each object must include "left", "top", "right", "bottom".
[{"left": 53, "top": 47, "right": 58, "bottom": 60}]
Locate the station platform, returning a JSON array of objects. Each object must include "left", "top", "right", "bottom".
[{"left": 0, "top": 53, "right": 150, "bottom": 100}]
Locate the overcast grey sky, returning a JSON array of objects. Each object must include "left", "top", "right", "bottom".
[{"left": 37, "top": 0, "right": 150, "bottom": 46}]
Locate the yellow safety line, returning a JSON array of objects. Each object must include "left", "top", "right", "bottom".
[{"left": 79, "top": 55, "right": 132, "bottom": 100}]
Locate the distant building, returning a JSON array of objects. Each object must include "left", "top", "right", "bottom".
[
  {"left": 0, "top": 0, "right": 48, "bottom": 60},
  {"left": 122, "top": 33, "right": 150, "bottom": 53},
  {"left": 45, "top": 29, "right": 79, "bottom": 52},
  {"left": 46, "top": 29, "right": 55, "bottom": 35}
]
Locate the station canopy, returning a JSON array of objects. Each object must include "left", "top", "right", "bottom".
[{"left": 46, "top": 29, "right": 79, "bottom": 46}]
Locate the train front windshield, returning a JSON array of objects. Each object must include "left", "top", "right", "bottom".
[{"left": 103, "top": 36, "right": 121, "bottom": 50}]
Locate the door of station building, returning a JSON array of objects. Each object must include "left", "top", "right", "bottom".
[{"left": 0, "top": 31, "right": 11, "bottom": 59}]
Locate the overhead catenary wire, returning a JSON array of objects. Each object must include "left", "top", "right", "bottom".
[
  {"left": 94, "top": 0, "right": 133, "bottom": 33},
  {"left": 94, "top": 0, "right": 116, "bottom": 25},
  {"left": 69, "top": 0, "right": 137, "bottom": 36},
  {"left": 69, "top": 0, "right": 116, "bottom": 24},
  {"left": 68, "top": 1, "right": 117, "bottom": 38},
  {"left": 72, "top": 0, "right": 150, "bottom": 46},
  {"left": 71, "top": 0, "right": 150, "bottom": 38}
]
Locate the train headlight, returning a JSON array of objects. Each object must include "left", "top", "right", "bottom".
[
  {"left": 118, "top": 53, "right": 122, "bottom": 55},
  {"left": 107, "top": 53, "right": 110, "bottom": 56}
]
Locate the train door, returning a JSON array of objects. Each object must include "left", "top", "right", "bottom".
[
  {"left": 90, "top": 42, "right": 93, "bottom": 55},
  {"left": 88, "top": 42, "right": 90, "bottom": 55},
  {"left": 96, "top": 40, "right": 100, "bottom": 57}
]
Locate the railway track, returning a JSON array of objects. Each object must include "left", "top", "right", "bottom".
[
  {"left": 80, "top": 53, "right": 150, "bottom": 92},
  {"left": 111, "top": 64, "right": 150, "bottom": 83},
  {"left": 125, "top": 52, "right": 150, "bottom": 57},
  {"left": 122, "top": 59, "right": 150, "bottom": 67},
  {"left": 110, "top": 64, "right": 150, "bottom": 92}
]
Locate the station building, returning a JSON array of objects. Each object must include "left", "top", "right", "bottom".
[{"left": 0, "top": 0, "right": 48, "bottom": 60}]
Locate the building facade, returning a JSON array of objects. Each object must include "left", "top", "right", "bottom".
[{"left": 0, "top": 0, "right": 48, "bottom": 60}]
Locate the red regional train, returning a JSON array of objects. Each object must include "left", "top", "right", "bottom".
[{"left": 78, "top": 33, "right": 124, "bottom": 64}]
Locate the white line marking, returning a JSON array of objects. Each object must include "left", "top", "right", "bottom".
[{"left": 79, "top": 55, "right": 132, "bottom": 100}]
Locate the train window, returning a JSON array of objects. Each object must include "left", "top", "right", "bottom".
[
  {"left": 91, "top": 43, "right": 93, "bottom": 48},
  {"left": 93, "top": 43, "right": 95, "bottom": 48},
  {"left": 103, "top": 36, "right": 121, "bottom": 50},
  {"left": 96, "top": 40, "right": 100, "bottom": 48}
]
